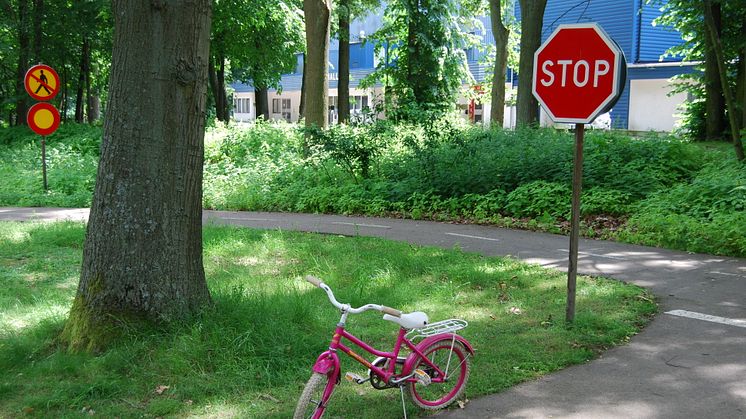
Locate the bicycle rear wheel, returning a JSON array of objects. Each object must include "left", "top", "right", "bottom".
[
  {"left": 408, "top": 338, "right": 471, "bottom": 410},
  {"left": 293, "top": 372, "right": 336, "bottom": 419}
]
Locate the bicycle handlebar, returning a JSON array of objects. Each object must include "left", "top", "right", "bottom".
[
  {"left": 305, "top": 275, "right": 323, "bottom": 288},
  {"left": 304, "top": 275, "right": 401, "bottom": 317}
]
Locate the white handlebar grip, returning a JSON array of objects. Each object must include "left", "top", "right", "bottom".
[{"left": 305, "top": 275, "right": 323, "bottom": 288}]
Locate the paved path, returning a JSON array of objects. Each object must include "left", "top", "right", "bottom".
[{"left": 1, "top": 207, "right": 745, "bottom": 418}]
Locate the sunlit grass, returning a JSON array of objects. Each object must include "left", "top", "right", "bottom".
[{"left": 0, "top": 221, "right": 656, "bottom": 418}]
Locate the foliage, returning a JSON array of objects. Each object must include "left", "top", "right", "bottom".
[
  {"left": 216, "top": 0, "right": 304, "bottom": 90},
  {"left": 361, "top": 0, "right": 484, "bottom": 121},
  {"left": 1, "top": 122, "right": 744, "bottom": 257},
  {"left": 621, "top": 159, "right": 746, "bottom": 256},
  {"left": 650, "top": 0, "right": 746, "bottom": 147},
  {"left": 0, "top": 221, "right": 656, "bottom": 417},
  {"left": 0, "top": 124, "right": 99, "bottom": 207}
]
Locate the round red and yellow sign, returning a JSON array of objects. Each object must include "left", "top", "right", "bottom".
[
  {"left": 24, "top": 64, "right": 60, "bottom": 101},
  {"left": 27, "top": 102, "right": 61, "bottom": 136}
]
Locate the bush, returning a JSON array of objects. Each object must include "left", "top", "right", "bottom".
[{"left": 620, "top": 160, "right": 746, "bottom": 256}]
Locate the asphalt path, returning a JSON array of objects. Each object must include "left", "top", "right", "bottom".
[{"left": 1, "top": 207, "right": 745, "bottom": 418}]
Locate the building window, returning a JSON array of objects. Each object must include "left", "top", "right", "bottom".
[
  {"left": 273, "top": 98, "right": 291, "bottom": 121},
  {"left": 234, "top": 98, "right": 251, "bottom": 114}
]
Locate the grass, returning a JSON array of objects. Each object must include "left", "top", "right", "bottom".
[{"left": 0, "top": 221, "right": 656, "bottom": 418}]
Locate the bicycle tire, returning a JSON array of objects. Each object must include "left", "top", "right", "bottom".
[
  {"left": 293, "top": 372, "right": 335, "bottom": 419},
  {"left": 407, "top": 338, "right": 471, "bottom": 410}
]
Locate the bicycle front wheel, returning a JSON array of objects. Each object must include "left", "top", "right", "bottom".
[
  {"left": 408, "top": 338, "right": 471, "bottom": 410},
  {"left": 293, "top": 372, "right": 336, "bottom": 419}
]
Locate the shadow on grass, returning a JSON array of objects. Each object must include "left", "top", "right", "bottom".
[{"left": 1, "top": 223, "right": 657, "bottom": 418}]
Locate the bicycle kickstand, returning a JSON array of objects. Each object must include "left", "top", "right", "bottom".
[{"left": 399, "top": 385, "right": 408, "bottom": 419}]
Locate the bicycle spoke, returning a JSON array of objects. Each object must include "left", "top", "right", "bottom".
[{"left": 445, "top": 354, "right": 470, "bottom": 380}]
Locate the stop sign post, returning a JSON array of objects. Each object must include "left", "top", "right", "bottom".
[{"left": 532, "top": 24, "right": 626, "bottom": 323}]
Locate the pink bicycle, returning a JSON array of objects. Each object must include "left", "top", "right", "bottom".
[{"left": 294, "top": 276, "right": 474, "bottom": 419}]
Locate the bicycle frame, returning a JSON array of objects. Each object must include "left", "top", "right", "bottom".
[{"left": 313, "top": 323, "right": 468, "bottom": 387}]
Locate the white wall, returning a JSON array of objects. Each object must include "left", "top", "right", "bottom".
[{"left": 628, "top": 79, "right": 687, "bottom": 132}]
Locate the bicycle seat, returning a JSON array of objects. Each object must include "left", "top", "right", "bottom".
[{"left": 383, "top": 311, "right": 429, "bottom": 329}]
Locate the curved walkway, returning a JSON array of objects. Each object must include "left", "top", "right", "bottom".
[{"left": 1, "top": 207, "right": 745, "bottom": 418}]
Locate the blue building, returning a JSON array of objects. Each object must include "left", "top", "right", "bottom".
[{"left": 232, "top": 0, "right": 693, "bottom": 131}]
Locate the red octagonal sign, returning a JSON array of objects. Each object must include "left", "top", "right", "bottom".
[{"left": 533, "top": 23, "right": 626, "bottom": 124}]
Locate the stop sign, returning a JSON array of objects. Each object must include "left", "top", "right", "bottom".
[{"left": 532, "top": 23, "right": 626, "bottom": 124}]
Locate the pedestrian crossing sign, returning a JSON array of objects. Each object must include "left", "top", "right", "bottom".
[{"left": 24, "top": 64, "right": 60, "bottom": 101}]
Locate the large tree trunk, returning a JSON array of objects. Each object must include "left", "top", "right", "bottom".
[
  {"left": 75, "top": 38, "right": 89, "bottom": 123},
  {"left": 490, "top": 0, "right": 509, "bottom": 128},
  {"left": 703, "top": 0, "right": 744, "bottom": 161},
  {"left": 299, "top": 53, "right": 307, "bottom": 119},
  {"left": 516, "top": 0, "right": 546, "bottom": 127},
  {"left": 255, "top": 87, "right": 269, "bottom": 120},
  {"left": 61, "top": 0, "right": 213, "bottom": 352},
  {"left": 15, "top": 0, "right": 29, "bottom": 126},
  {"left": 337, "top": 0, "right": 350, "bottom": 124},
  {"left": 304, "top": 0, "right": 331, "bottom": 129},
  {"left": 703, "top": 2, "right": 725, "bottom": 141}
]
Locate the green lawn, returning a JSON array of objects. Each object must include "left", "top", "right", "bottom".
[{"left": 0, "top": 221, "right": 656, "bottom": 418}]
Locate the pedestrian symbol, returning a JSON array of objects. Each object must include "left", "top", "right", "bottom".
[{"left": 25, "top": 64, "right": 60, "bottom": 101}]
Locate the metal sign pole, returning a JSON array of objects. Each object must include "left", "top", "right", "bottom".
[
  {"left": 41, "top": 136, "right": 48, "bottom": 191},
  {"left": 566, "top": 123, "right": 585, "bottom": 323}
]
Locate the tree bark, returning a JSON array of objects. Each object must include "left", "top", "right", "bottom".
[
  {"left": 15, "top": 0, "right": 29, "bottom": 126},
  {"left": 32, "top": 0, "right": 42, "bottom": 62},
  {"left": 61, "top": 0, "right": 213, "bottom": 352},
  {"left": 516, "top": 0, "right": 546, "bottom": 127},
  {"left": 338, "top": 0, "right": 351, "bottom": 124},
  {"left": 255, "top": 87, "right": 269, "bottom": 120},
  {"left": 736, "top": 20, "right": 746, "bottom": 135},
  {"left": 304, "top": 0, "right": 331, "bottom": 129},
  {"left": 208, "top": 53, "right": 228, "bottom": 122},
  {"left": 75, "top": 38, "right": 89, "bottom": 123},
  {"left": 703, "top": 2, "right": 725, "bottom": 141},
  {"left": 299, "top": 53, "right": 307, "bottom": 119},
  {"left": 703, "top": 0, "right": 744, "bottom": 161},
  {"left": 83, "top": 38, "right": 94, "bottom": 124},
  {"left": 490, "top": 0, "right": 509, "bottom": 128}
]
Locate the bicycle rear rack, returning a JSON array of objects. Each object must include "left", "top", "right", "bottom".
[{"left": 405, "top": 318, "right": 468, "bottom": 340}]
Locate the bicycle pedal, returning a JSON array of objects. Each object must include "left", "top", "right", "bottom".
[
  {"left": 413, "top": 369, "right": 431, "bottom": 386},
  {"left": 344, "top": 372, "right": 367, "bottom": 384}
]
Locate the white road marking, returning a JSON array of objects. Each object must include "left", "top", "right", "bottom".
[
  {"left": 330, "top": 222, "right": 391, "bottom": 229},
  {"left": 665, "top": 310, "right": 746, "bottom": 329},
  {"left": 445, "top": 232, "right": 500, "bottom": 242},
  {"left": 556, "top": 249, "right": 627, "bottom": 260},
  {"left": 219, "top": 217, "right": 274, "bottom": 222},
  {"left": 708, "top": 271, "right": 746, "bottom": 279}
]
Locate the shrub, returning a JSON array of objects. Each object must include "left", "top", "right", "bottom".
[{"left": 505, "top": 181, "right": 572, "bottom": 219}]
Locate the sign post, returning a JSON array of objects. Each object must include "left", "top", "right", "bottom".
[
  {"left": 24, "top": 64, "right": 61, "bottom": 191},
  {"left": 532, "top": 23, "right": 626, "bottom": 323}
]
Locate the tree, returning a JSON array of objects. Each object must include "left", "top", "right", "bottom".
[
  {"left": 654, "top": 0, "right": 745, "bottom": 160},
  {"left": 14, "top": 0, "right": 29, "bottom": 126},
  {"left": 515, "top": 0, "right": 546, "bottom": 126},
  {"left": 61, "top": 0, "right": 213, "bottom": 351},
  {"left": 303, "top": 0, "right": 331, "bottom": 129},
  {"left": 703, "top": 0, "right": 744, "bottom": 161},
  {"left": 335, "top": 0, "right": 380, "bottom": 124},
  {"left": 363, "top": 0, "right": 482, "bottom": 121},
  {"left": 489, "top": 0, "right": 510, "bottom": 128},
  {"left": 211, "top": 0, "right": 304, "bottom": 123}
]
